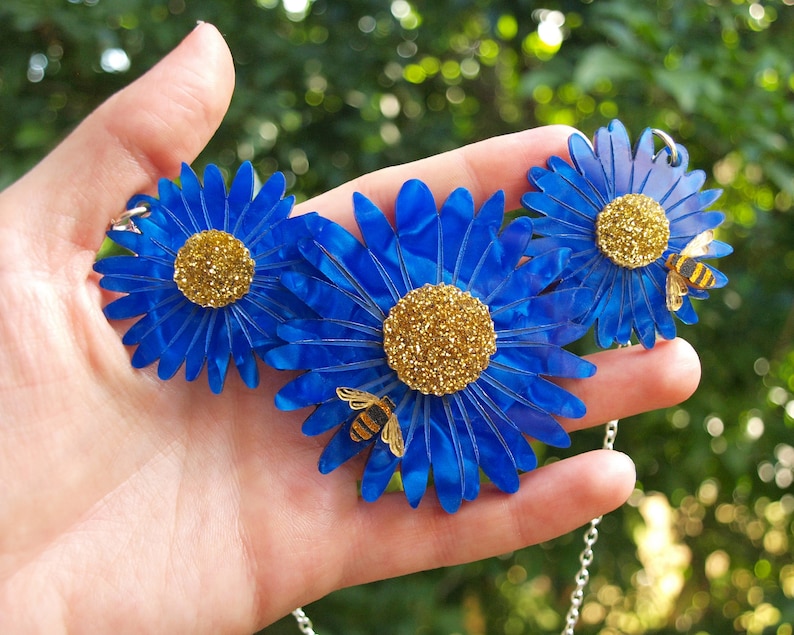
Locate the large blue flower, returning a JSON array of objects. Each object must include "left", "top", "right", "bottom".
[
  {"left": 266, "top": 180, "right": 596, "bottom": 513},
  {"left": 94, "top": 162, "right": 305, "bottom": 393},
  {"left": 522, "top": 120, "right": 731, "bottom": 349}
]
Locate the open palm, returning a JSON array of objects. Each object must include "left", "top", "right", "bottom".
[{"left": 0, "top": 24, "right": 701, "bottom": 634}]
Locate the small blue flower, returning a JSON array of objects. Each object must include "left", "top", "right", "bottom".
[
  {"left": 94, "top": 162, "right": 304, "bottom": 393},
  {"left": 522, "top": 120, "right": 731, "bottom": 349},
  {"left": 267, "top": 180, "right": 595, "bottom": 513}
]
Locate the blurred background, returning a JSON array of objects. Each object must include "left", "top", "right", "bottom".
[{"left": 2, "top": 0, "right": 793, "bottom": 633}]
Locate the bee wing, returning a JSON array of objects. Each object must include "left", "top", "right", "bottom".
[
  {"left": 666, "top": 270, "right": 689, "bottom": 312},
  {"left": 680, "top": 230, "right": 714, "bottom": 258},
  {"left": 335, "top": 387, "right": 376, "bottom": 410},
  {"left": 381, "top": 415, "right": 405, "bottom": 458}
]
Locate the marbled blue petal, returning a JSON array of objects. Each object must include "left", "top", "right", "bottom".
[
  {"left": 452, "top": 191, "right": 503, "bottom": 288},
  {"left": 280, "top": 271, "right": 382, "bottom": 327},
  {"left": 302, "top": 399, "right": 354, "bottom": 436},
  {"left": 394, "top": 180, "right": 440, "bottom": 286},
  {"left": 568, "top": 130, "right": 610, "bottom": 200},
  {"left": 274, "top": 363, "right": 390, "bottom": 409},
  {"left": 354, "top": 193, "right": 410, "bottom": 299},
  {"left": 103, "top": 290, "right": 173, "bottom": 319},
  {"left": 201, "top": 163, "right": 229, "bottom": 230},
  {"left": 401, "top": 397, "right": 432, "bottom": 508},
  {"left": 487, "top": 247, "right": 570, "bottom": 308},
  {"left": 428, "top": 399, "right": 465, "bottom": 513},
  {"left": 361, "top": 448, "right": 401, "bottom": 502},
  {"left": 492, "top": 343, "right": 595, "bottom": 378},
  {"left": 521, "top": 191, "right": 594, "bottom": 233},
  {"left": 594, "top": 119, "right": 633, "bottom": 197},
  {"left": 440, "top": 187, "right": 476, "bottom": 275},
  {"left": 176, "top": 163, "right": 206, "bottom": 233},
  {"left": 301, "top": 224, "right": 392, "bottom": 315},
  {"left": 319, "top": 424, "right": 370, "bottom": 473}
]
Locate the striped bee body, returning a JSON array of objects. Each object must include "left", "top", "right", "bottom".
[
  {"left": 664, "top": 230, "right": 717, "bottom": 312},
  {"left": 665, "top": 253, "right": 716, "bottom": 289},
  {"left": 350, "top": 397, "right": 396, "bottom": 442},
  {"left": 336, "top": 387, "right": 405, "bottom": 457}
]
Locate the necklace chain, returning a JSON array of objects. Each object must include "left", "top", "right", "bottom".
[
  {"left": 561, "top": 418, "right": 620, "bottom": 635},
  {"left": 292, "top": 608, "right": 318, "bottom": 635}
]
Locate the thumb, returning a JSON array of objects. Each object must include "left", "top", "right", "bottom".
[{"left": 1, "top": 22, "right": 235, "bottom": 260}]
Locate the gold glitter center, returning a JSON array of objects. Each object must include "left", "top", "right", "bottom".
[
  {"left": 382, "top": 283, "right": 496, "bottom": 396},
  {"left": 173, "top": 230, "right": 254, "bottom": 308},
  {"left": 595, "top": 193, "right": 670, "bottom": 269}
]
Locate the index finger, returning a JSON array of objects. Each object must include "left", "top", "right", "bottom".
[{"left": 295, "top": 125, "right": 576, "bottom": 229}]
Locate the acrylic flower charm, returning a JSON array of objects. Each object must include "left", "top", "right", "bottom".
[
  {"left": 94, "top": 162, "right": 304, "bottom": 393},
  {"left": 522, "top": 120, "right": 731, "bottom": 349},
  {"left": 266, "top": 180, "right": 596, "bottom": 513}
]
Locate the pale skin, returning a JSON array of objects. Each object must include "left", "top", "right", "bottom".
[{"left": 0, "top": 23, "right": 701, "bottom": 634}]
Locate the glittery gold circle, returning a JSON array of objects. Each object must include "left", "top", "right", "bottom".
[
  {"left": 173, "top": 230, "right": 255, "bottom": 308},
  {"left": 595, "top": 194, "right": 670, "bottom": 269},
  {"left": 382, "top": 283, "right": 496, "bottom": 396}
]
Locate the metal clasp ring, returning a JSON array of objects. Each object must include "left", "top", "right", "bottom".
[
  {"left": 110, "top": 204, "right": 150, "bottom": 233},
  {"left": 650, "top": 128, "right": 682, "bottom": 168}
]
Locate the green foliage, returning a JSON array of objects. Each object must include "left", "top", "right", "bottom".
[{"left": 3, "top": 0, "right": 793, "bottom": 633}]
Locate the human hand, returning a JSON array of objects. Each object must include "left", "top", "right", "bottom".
[{"left": 0, "top": 23, "right": 700, "bottom": 634}]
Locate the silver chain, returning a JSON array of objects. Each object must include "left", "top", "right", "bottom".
[
  {"left": 561, "top": 418, "right": 619, "bottom": 635},
  {"left": 292, "top": 607, "right": 318, "bottom": 635}
]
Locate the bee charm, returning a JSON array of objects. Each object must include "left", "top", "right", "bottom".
[
  {"left": 336, "top": 387, "right": 405, "bottom": 458},
  {"left": 665, "top": 230, "right": 717, "bottom": 312}
]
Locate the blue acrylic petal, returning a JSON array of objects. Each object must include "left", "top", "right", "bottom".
[
  {"left": 361, "top": 448, "right": 401, "bottom": 502},
  {"left": 491, "top": 343, "right": 595, "bottom": 379},
  {"left": 481, "top": 366, "right": 585, "bottom": 421},
  {"left": 274, "top": 364, "right": 391, "bottom": 409},
  {"left": 628, "top": 272, "right": 661, "bottom": 348},
  {"left": 462, "top": 388, "right": 521, "bottom": 493},
  {"left": 452, "top": 192, "right": 503, "bottom": 288},
  {"left": 128, "top": 305, "right": 193, "bottom": 368},
  {"left": 428, "top": 402, "right": 465, "bottom": 514},
  {"left": 177, "top": 163, "right": 205, "bottom": 233},
  {"left": 267, "top": 339, "right": 382, "bottom": 369},
  {"left": 440, "top": 187, "right": 475, "bottom": 277},
  {"left": 318, "top": 424, "right": 371, "bottom": 474},
  {"left": 228, "top": 309, "right": 260, "bottom": 389},
  {"left": 503, "top": 400, "right": 571, "bottom": 448},
  {"left": 675, "top": 295, "right": 699, "bottom": 325},
  {"left": 447, "top": 395, "right": 481, "bottom": 502},
  {"left": 535, "top": 155, "right": 605, "bottom": 215},
  {"left": 184, "top": 311, "right": 213, "bottom": 381},
  {"left": 201, "top": 163, "right": 230, "bottom": 230},
  {"left": 302, "top": 399, "right": 352, "bottom": 436},
  {"left": 94, "top": 254, "right": 175, "bottom": 281},
  {"left": 568, "top": 130, "right": 610, "bottom": 201},
  {"left": 705, "top": 239, "right": 733, "bottom": 259},
  {"left": 124, "top": 295, "right": 191, "bottom": 346},
  {"left": 227, "top": 162, "right": 255, "bottom": 227},
  {"left": 394, "top": 180, "right": 440, "bottom": 286},
  {"left": 669, "top": 211, "right": 725, "bottom": 241},
  {"left": 354, "top": 193, "right": 410, "bottom": 300},
  {"left": 487, "top": 247, "right": 570, "bottom": 308},
  {"left": 521, "top": 191, "right": 594, "bottom": 233},
  {"left": 402, "top": 396, "right": 431, "bottom": 508},
  {"left": 665, "top": 188, "right": 722, "bottom": 222},
  {"left": 279, "top": 318, "right": 382, "bottom": 343},
  {"left": 154, "top": 304, "right": 203, "bottom": 380},
  {"left": 280, "top": 271, "right": 382, "bottom": 328},
  {"left": 491, "top": 288, "right": 593, "bottom": 333},
  {"left": 300, "top": 225, "right": 391, "bottom": 317},
  {"left": 247, "top": 170, "right": 289, "bottom": 227},
  {"left": 594, "top": 119, "right": 634, "bottom": 197}
]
